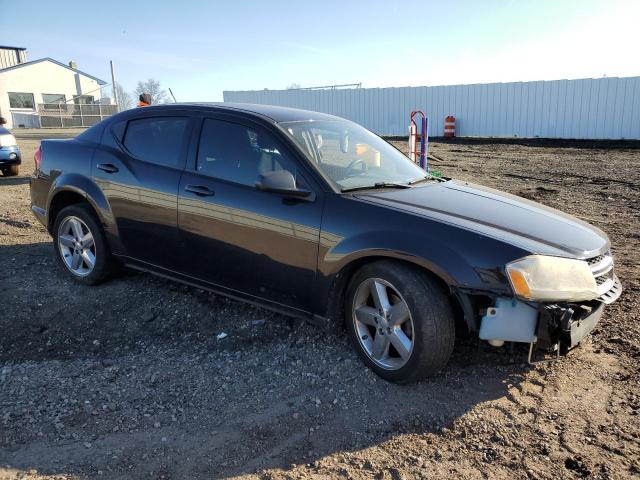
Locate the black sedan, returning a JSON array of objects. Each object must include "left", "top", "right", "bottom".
[{"left": 29, "top": 103, "right": 622, "bottom": 383}]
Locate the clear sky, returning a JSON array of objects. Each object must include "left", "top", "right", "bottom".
[{"left": 2, "top": 0, "right": 638, "bottom": 101}]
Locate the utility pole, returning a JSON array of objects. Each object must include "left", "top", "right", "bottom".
[{"left": 110, "top": 60, "right": 119, "bottom": 112}]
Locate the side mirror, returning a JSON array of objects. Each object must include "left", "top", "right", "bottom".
[
  {"left": 340, "top": 131, "right": 349, "bottom": 153},
  {"left": 256, "top": 170, "right": 312, "bottom": 198}
]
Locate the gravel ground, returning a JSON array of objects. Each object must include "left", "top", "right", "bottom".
[{"left": 0, "top": 132, "right": 638, "bottom": 479}]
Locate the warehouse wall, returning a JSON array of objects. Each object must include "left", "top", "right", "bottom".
[{"left": 224, "top": 76, "right": 640, "bottom": 139}]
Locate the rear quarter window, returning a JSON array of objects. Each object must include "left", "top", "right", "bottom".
[
  {"left": 110, "top": 120, "right": 127, "bottom": 143},
  {"left": 122, "top": 117, "right": 188, "bottom": 167}
]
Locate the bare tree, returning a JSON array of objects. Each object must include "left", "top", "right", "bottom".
[
  {"left": 114, "top": 82, "right": 133, "bottom": 111},
  {"left": 134, "top": 78, "right": 169, "bottom": 105},
  {"left": 286, "top": 83, "right": 302, "bottom": 90}
]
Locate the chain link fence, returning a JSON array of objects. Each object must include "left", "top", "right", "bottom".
[{"left": 37, "top": 103, "right": 118, "bottom": 128}]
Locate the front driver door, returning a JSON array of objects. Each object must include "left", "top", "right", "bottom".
[{"left": 177, "top": 116, "right": 324, "bottom": 312}]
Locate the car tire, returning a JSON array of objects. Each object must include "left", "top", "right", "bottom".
[
  {"left": 4, "top": 165, "right": 19, "bottom": 176},
  {"left": 345, "top": 260, "right": 455, "bottom": 383},
  {"left": 52, "top": 203, "right": 117, "bottom": 285}
]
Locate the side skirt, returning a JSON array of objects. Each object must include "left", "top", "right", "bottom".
[{"left": 116, "top": 255, "right": 315, "bottom": 323}]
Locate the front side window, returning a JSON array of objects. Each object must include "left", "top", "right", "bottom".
[
  {"left": 280, "top": 120, "right": 426, "bottom": 191},
  {"left": 8, "top": 92, "right": 35, "bottom": 109},
  {"left": 123, "top": 117, "right": 188, "bottom": 167},
  {"left": 197, "top": 119, "right": 300, "bottom": 187}
]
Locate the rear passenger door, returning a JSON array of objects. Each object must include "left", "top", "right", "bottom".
[
  {"left": 92, "top": 112, "right": 194, "bottom": 268},
  {"left": 177, "top": 115, "right": 324, "bottom": 311}
]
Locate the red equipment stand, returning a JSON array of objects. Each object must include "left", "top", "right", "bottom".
[{"left": 409, "top": 110, "right": 429, "bottom": 170}]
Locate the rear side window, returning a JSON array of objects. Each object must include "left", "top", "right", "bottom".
[{"left": 123, "top": 117, "right": 188, "bottom": 167}]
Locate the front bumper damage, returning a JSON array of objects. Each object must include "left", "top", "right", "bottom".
[
  {"left": 538, "top": 302, "right": 604, "bottom": 350},
  {"left": 478, "top": 275, "right": 621, "bottom": 364},
  {"left": 531, "top": 301, "right": 605, "bottom": 364}
]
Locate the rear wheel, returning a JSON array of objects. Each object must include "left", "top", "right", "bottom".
[
  {"left": 345, "top": 261, "right": 455, "bottom": 383},
  {"left": 52, "top": 204, "right": 116, "bottom": 285}
]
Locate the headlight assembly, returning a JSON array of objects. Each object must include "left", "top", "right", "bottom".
[
  {"left": 0, "top": 134, "right": 17, "bottom": 148},
  {"left": 506, "top": 255, "right": 598, "bottom": 302}
]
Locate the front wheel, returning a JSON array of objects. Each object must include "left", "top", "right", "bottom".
[
  {"left": 52, "top": 204, "right": 117, "bottom": 285},
  {"left": 3, "top": 165, "right": 19, "bottom": 176},
  {"left": 345, "top": 261, "right": 455, "bottom": 383}
]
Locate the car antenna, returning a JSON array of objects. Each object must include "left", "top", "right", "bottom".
[{"left": 169, "top": 88, "right": 177, "bottom": 103}]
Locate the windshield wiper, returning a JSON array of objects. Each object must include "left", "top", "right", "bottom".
[
  {"left": 407, "top": 175, "right": 438, "bottom": 185},
  {"left": 341, "top": 182, "right": 413, "bottom": 193}
]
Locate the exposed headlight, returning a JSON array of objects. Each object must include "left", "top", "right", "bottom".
[
  {"left": 506, "top": 255, "right": 598, "bottom": 302},
  {"left": 0, "top": 134, "right": 17, "bottom": 148}
]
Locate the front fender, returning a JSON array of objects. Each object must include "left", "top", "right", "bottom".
[
  {"left": 313, "top": 194, "right": 531, "bottom": 318},
  {"left": 319, "top": 226, "right": 525, "bottom": 293},
  {"left": 321, "top": 230, "right": 466, "bottom": 286}
]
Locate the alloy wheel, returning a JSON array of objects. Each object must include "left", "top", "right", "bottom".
[
  {"left": 352, "top": 277, "right": 414, "bottom": 370},
  {"left": 57, "top": 216, "right": 96, "bottom": 277}
]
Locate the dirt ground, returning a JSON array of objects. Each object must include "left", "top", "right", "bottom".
[{"left": 0, "top": 131, "right": 638, "bottom": 480}]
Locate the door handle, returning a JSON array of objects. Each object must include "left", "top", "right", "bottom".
[
  {"left": 97, "top": 163, "right": 119, "bottom": 173},
  {"left": 185, "top": 184, "right": 215, "bottom": 196}
]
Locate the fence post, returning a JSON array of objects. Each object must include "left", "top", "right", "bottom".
[
  {"left": 79, "top": 103, "right": 84, "bottom": 127},
  {"left": 59, "top": 103, "right": 63, "bottom": 128}
]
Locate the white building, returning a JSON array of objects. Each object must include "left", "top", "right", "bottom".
[{"left": 0, "top": 46, "right": 111, "bottom": 129}]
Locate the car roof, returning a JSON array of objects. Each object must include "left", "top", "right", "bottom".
[{"left": 136, "top": 102, "right": 345, "bottom": 123}]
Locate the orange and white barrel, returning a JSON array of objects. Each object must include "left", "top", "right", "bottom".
[{"left": 444, "top": 115, "right": 456, "bottom": 138}]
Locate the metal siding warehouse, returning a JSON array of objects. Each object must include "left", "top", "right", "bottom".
[{"left": 224, "top": 76, "right": 640, "bottom": 140}]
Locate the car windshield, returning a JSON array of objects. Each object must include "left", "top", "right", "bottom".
[{"left": 279, "top": 120, "right": 427, "bottom": 191}]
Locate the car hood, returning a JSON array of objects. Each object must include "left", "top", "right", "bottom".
[{"left": 355, "top": 179, "right": 609, "bottom": 258}]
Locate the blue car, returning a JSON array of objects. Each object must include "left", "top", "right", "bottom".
[{"left": 0, "top": 125, "right": 21, "bottom": 176}]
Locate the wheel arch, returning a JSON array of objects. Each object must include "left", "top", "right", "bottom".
[
  {"left": 47, "top": 174, "right": 121, "bottom": 252},
  {"left": 321, "top": 253, "right": 476, "bottom": 334},
  {"left": 47, "top": 189, "right": 90, "bottom": 232}
]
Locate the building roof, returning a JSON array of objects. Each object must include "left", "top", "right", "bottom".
[
  {"left": 0, "top": 57, "right": 106, "bottom": 85},
  {"left": 0, "top": 45, "right": 27, "bottom": 50}
]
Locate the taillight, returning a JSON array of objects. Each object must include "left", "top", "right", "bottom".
[{"left": 34, "top": 146, "right": 42, "bottom": 170}]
